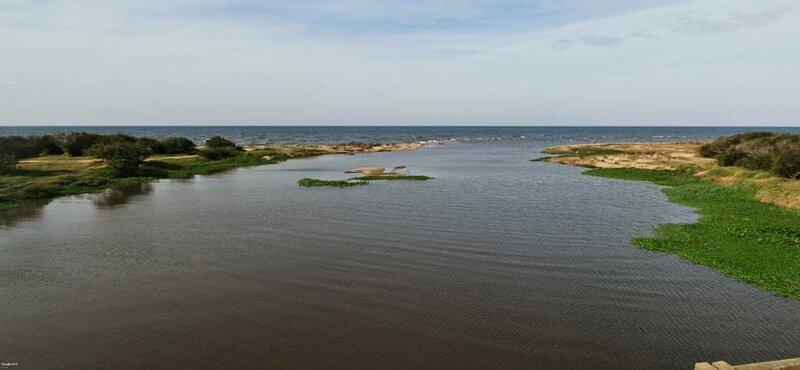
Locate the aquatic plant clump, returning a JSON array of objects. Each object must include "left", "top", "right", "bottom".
[
  {"left": 297, "top": 178, "right": 367, "bottom": 187},
  {"left": 298, "top": 175, "right": 433, "bottom": 188}
]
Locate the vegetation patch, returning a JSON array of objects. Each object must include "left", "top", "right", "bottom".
[
  {"left": 298, "top": 175, "right": 433, "bottom": 188},
  {"left": 354, "top": 175, "right": 433, "bottom": 181},
  {"left": 297, "top": 178, "right": 367, "bottom": 187},
  {"left": 585, "top": 168, "right": 800, "bottom": 300},
  {"left": 699, "top": 132, "right": 800, "bottom": 179}
]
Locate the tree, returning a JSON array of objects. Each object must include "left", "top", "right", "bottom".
[
  {"left": 137, "top": 137, "right": 166, "bottom": 154},
  {"left": 62, "top": 132, "right": 103, "bottom": 156},
  {"left": 88, "top": 142, "right": 150, "bottom": 176},
  {"left": 0, "top": 136, "right": 44, "bottom": 173}
]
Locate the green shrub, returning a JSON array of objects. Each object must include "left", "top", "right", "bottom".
[
  {"left": 772, "top": 147, "right": 800, "bottom": 179},
  {"left": 137, "top": 137, "right": 165, "bottom": 154},
  {"left": 35, "top": 135, "right": 64, "bottom": 155},
  {"left": 63, "top": 132, "right": 104, "bottom": 156},
  {"left": 88, "top": 142, "right": 150, "bottom": 176},
  {"left": 698, "top": 132, "right": 774, "bottom": 158},
  {"left": 161, "top": 137, "right": 196, "bottom": 154},
  {"left": 102, "top": 133, "right": 137, "bottom": 144},
  {"left": 298, "top": 178, "right": 367, "bottom": 187},
  {"left": 702, "top": 132, "right": 800, "bottom": 179},
  {"left": 0, "top": 136, "right": 46, "bottom": 173},
  {"left": 198, "top": 147, "right": 241, "bottom": 160},
  {"left": 737, "top": 153, "right": 773, "bottom": 171},
  {"left": 0, "top": 139, "right": 21, "bottom": 174},
  {"left": 205, "top": 136, "right": 237, "bottom": 148},
  {"left": 717, "top": 150, "right": 747, "bottom": 166}
]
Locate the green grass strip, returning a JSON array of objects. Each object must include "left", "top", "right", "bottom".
[{"left": 585, "top": 168, "right": 800, "bottom": 299}]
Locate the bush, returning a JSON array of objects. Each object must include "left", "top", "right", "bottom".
[
  {"left": 701, "top": 132, "right": 800, "bottom": 179},
  {"left": 717, "top": 150, "right": 747, "bottom": 167},
  {"left": 161, "top": 137, "right": 196, "bottom": 154},
  {"left": 698, "top": 132, "right": 774, "bottom": 158},
  {"left": 205, "top": 136, "right": 237, "bottom": 148},
  {"left": 0, "top": 138, "right": 22, "bottom": 173},
  {"left": 697, "top": 143, "right": 717, "bottom": 158},
  {"left": 137, "top": 137, "right": 165, "bottom": 154},
  {"left": 102, "top": 134, "right": 137, "bottom": 144},
  {"left": 63, "top": 132, "right": 104, "bottom": 156},
  {"left": 0, "top": 136, "right": 48, "bottom": 173},
  {"left": 35, "top": 135, "right": 64, "bottom": 155},
  {"left": 773, "top": 148, "right": 800, "bottom": 179},
  {"left": 737, "top": 153, "right": 773, "bottom": 171},
  {"left": 198, "top": 147, "right": 241, "bottom": 160},
  {"left": 88, "top": 142, "right": 150, "bottom": 176}
]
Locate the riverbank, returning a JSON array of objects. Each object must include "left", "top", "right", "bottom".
[
  {"left": 538, "top": 142, "right": 800, "bottom": 299},
  {"left": 0, "top": 143, "right": 421, "bottom": 211}
]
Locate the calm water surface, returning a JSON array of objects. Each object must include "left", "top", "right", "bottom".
[{"left": 1, "top": 137, "right": 799, "bottom": 368}]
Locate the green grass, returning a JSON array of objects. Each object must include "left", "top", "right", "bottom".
[
  {"left": 585, "top": 168, "right": 800, "bottom": 299},
  {"left": 354, "top": 175, "right": 433, "bottom": 181},
  {"left": 530, "top": 149, "right": 627, "bottom": 162},
  {"left": 297, "top": 178, "right": 367, "bottom": 187}
]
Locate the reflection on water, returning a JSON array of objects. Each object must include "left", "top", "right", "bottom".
[
  {"left": 0, "top": 183, "right": 154, "bottom": 227},
  {"left": 93, "top": 183, "right": 152, "bottom": 208},
  {"left": 0, "top": 201, "right": 48, "bottom": 228}
]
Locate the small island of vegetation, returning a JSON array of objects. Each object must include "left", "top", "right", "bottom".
[
  {"left": 298, "top": 175, "right": 433, "bottom": 187},
  {"left": 536, "top": 133, "right": 800, "bottom": 300}
]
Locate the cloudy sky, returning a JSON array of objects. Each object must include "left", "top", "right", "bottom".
[{"left": 0, "top": 0, "right": 797, "bottom": 125}]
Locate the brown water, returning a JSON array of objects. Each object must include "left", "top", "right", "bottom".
[{"left": 1, "top": 143, "right": 799, "bottom": 369}]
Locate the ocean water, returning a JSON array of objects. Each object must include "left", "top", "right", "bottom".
[
  {"left": 3, "top": 125, "right": 800, "bottom": 145},
  {"left": 1, "top": 127, "right": 799, "bottom": 369}
]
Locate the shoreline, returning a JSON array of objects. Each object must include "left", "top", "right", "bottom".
[
  {"left": 1, "top": 142, "right": 424, "bottom": 212},
  {"left": 536, "top": 142, "right": 800, "bottom": 300}
]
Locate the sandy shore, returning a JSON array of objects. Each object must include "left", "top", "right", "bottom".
[{"left": 542, "top": 142, "right": 715, "bottom": 171}]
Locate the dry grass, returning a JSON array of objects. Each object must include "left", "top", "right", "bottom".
[
  {"left": 543, "top": 142, "right": 715, "bottom": 171},
  {"left": 542, "top": 142, "right": 800, "bottom": 210}
]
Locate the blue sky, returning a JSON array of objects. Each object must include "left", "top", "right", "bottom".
[{"left": 0, "top": 0, "right": 797, "bottom": 125}]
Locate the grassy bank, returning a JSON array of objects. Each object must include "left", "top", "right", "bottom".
[
  {"left": 585, "top": 168, "right": 800, "bottom": 299},
  {"left": 0, "top": 147, "right": 325, "bottom": 211}
]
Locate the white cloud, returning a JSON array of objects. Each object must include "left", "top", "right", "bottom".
[{"left": 0, "top": 0, "right": 798, "bottom": 125}]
